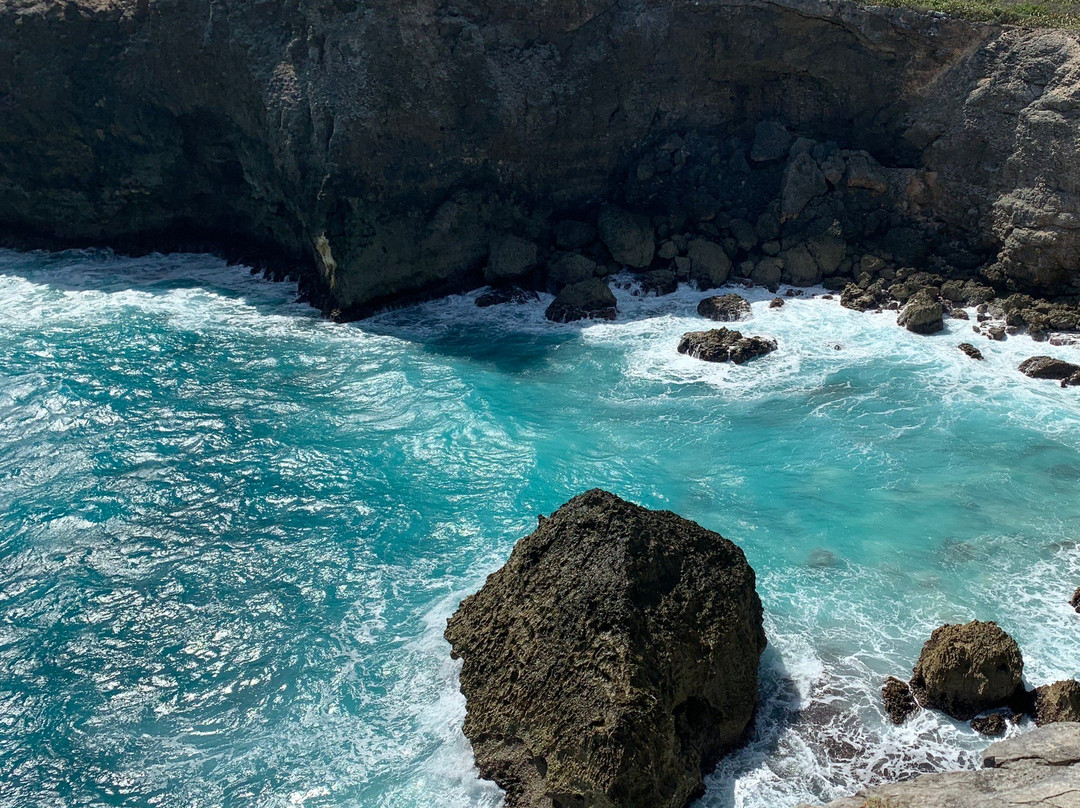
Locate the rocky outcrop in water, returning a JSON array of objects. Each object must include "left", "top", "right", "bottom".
[
  {"left": 958, "top": 343, "right": 984, "bottom": 360},
  {"left": 544, "top": 278, "right": 617, "bottom": 323},
  {"left": 444, "top": 489, "right": 766, "bottom": 808},
  {"left": 678, "top": 328, "right": 777, "bottom": 364},
  {"left": 1019, "top": 356, "right": 1080, "bottom": 386},
  {"left": 697, "top": 293, "right": 752, "bottom": 322},
  {"left": 801, "top": 723, "right": 1080, "bottom": 808},
  {"left": 9, "top": 0, "right": 1080, "bottom": 316},
  {"left": 898, "top": 288, "right": 944, "bottom": 334},
  {"left": 1036, "top": 681, "right": 1080, "bottom": 726},
  {"left": 882, "top": 676, "right": 917, "bottom": 725},
  {"left": 909, "top": 621, "right": 1025, "bottom": 721}
]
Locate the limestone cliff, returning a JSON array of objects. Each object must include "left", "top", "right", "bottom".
[{"left": 3, "top": 0, "right": 1080, "bottom": 316}]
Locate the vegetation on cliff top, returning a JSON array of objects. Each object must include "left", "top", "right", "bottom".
[{"left": 873, "top": 0, "right": 1080, "bottom": 28}]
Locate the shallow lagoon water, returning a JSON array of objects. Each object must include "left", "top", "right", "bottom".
[{"left": 1, "top": 249, "right": 1078, "bottom": 808}]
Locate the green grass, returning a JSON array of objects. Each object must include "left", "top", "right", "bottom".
[{"left": 871, "top": 0, "right": 1080, "bottom": 27}]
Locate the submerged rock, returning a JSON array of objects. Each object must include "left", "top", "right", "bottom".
[
  {"left": 678, "top": 328, "right": 777, "bottom": 364},
  {"left": 697, "top": 293, "right": 752, "bottom": 322},
  {"left": 1019, "top": 356, "right": 1080, "bottom": 382},
  {"left": 769, "top": 297, "right": 785, "bottom": 309},
  {"left": 476, "top": 287, "right": 540, "bottom": 307},
  {"left": 544, "top": 278, "right": 617, "bottom": 323},
  {"left": 898, "top": 289, "right": 944, "bottom": 334},
  {"left": 958, "top": 343, "right": 983, "bottom": 360},
  {"left": 910, "top": 620, "right": 1024, "bottom": 720},
  {"left": 1035, "top": 680, "right": 1080, "bottom": 725},
  {"left": 882, "top": 676, "right": 918, "bottom": 724},
  {"left": 445, "top": 489, "right": 767, "bottom": 808}
]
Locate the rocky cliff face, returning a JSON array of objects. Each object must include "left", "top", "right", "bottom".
[{"left": 3, "top": 0, "right": 1080, "bottom": 316}]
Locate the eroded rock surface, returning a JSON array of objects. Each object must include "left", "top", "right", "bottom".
[
  {"left": 678, "top": 328, "right": 777, "bottom": 364},
  {"left": 801, "top": 723, "right": 1080, "bottom": 808},
  {"left": 444, "top": 489, "right": 767, "bottom": 808},
  {"left": 698, "top": 293, "right": 752, "bottom": 322}
]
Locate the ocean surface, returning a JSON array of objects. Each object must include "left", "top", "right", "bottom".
[{"left": 1, "top": 248, "right": 1079, "bottom": 808}]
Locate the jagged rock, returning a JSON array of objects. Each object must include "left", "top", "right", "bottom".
[
  {"left": 958, "top": 343, "right": 984, "bottom": 360},
  {"left": 1019, "top": 356, "right": 1080, "bottom": 381},
  {"left": 697, "top": 293, "right": 752, "bottom": 322},
  {"left": 844, "top": 151, "right": 888, "bottom": 194},
  {"left": 637, "top": 269, "right": 678, "bottom": 296},
  {"left": 971, "top": 714, "right": 1008, "bottom": 736},
  {"left": 678, "top": 328, "right": 777, "bottom": 364},
  {"left": 544, "top": 278, "right": 617, "bottom": 323},
  {"left": 769, "top": 297, "right": 784, "bottom": 309},
  {"left": 598, "top": 205, "right": 654, "bottom": 268},
  {"left": 882, "top": 676, "right": 918, "bottom": 724},
  {"left": 545, "top": 252, "right": 598, "bottom": 293},
  {"left": 750, "top": 121, "right": 792, "bottom": 162},
  {"left": 800, "top": 723, "right": 1080, "bottom": 808},
  {"left": 898, "top": 289, "right": 944, "bottom": 334},
  {"left": 781, "top": 152, "right": 828, "bottom": 222},
  {"left": 553, "top": 220, "right": 596, "bottom": 251},
  {"left": 952, "top": 308, "right": 970, "bottom": 320},
  {"left": 485, "top": 235, "right": 539, "bottom": 283},
  {"left": 840, "top": 282, "right": 877, "bottom": 312},
  {"left": 445, "top": 489, "right": 767, "bottom": 808},
  {"left": 1035, "top": 680, "right": 1080, "bottom": 726},
  {"left": 476, "top": 287, "right": 540, "bottom": 307},
  {"left": 910, "top": 621, "right": 1025, "bottom": 721},
  {"left": 687, "top": 238, "right": 731, "bottom": 289}
]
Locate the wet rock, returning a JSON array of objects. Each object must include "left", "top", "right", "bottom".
[
  {"left": 958, "top": 343, "right": 984, "bottom": 360},
  {"left": 637, "top": 269, "right": 678, "bottom": 296},
  {"left": 544, "top": 278, "right": 617, "bottom": 323},
  {"left": 687, "top": 238, "right": 732, "bottom": 289},
  {"left": 897, "top": 289, "right": 944, "bottom": 335},
  {"left": 545, "top": 252, "right": 598, "bottom": 293},
  {"left": 971, "top": 714, "right": 1008, "bottom": 736},
  {"left": 750, "top": 121, "right": 792, "bottom": 162},
  {"left": 598, "top": 205, "right": 654, "bottom": 268},
  {"left": 769, "top": 297, "right": 784, "bottom": 309},
  {"left": 1035, "top": 680, "right": 1080, "bottom": 726},
  {"left": 678, "top": 328, "right": 777, "bottom": 364},
  {"left": 476, "top": 287, "right": 540, "bottom": 307},
  {"left": 485, "top": 235, "right": 539, "bottom": 283},
  {"left": 882, "top": 676, "right": 918, "bottom": 724},
  {"left": 985, "top": 324, "right": 1007, "bottom": 341},
  {"left": 840, "top": 282, "right": 877, "bottom": 312},
  {"left": 445, "top": 489, "right": 767, "bottom": 808},
  {"left": 1071, "top": 587, "right": 1080, "bottom": 613},
  {"left": 1018, "top": 356, "right": 1080, "bottom": 381},
  {"left": 952, "top": 308, "right": 970, "bottom": 320},
  {"left": 697, "top": 293, "right": 752, "bottom": 322},
  {"left": 553, "top": 220, "right": 596, "bottom": 251},
  {"left": 910, "top": 621, "right": 1024, "bottom": 721}
]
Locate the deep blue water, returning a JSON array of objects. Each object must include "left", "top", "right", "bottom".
[{"left": 1, "top": 249, "right": 1078, "bottom": 808}]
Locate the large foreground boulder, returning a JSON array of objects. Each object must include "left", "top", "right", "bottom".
[
  {"left": 909, "top": 621, "right": 1024, "bottom": 720},
  {"left": 445, "top": 489, "right": 767, "bottom": 808},
  {"left": 678, "top": 328, "right": 777, "bottom": 364}
]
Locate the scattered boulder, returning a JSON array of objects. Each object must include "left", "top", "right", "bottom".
[
  {"left": 687, "top": 238, "right": 732, "bottom": 289},
  {"left": 750, "top": 121, "right": 792, "bottom": 162},
  {"left": 637, "top": 269, "right": 678, "bottom": 296},
  {"left": 882, "top": 676, "right": 918, "bottom": 725},
  {"left": 971, "top": 714, "right": 1008, "bottom": 737},
  {"left": 553, "top": 219, "right": 596, "bottom": 250},
  {"left": 769, "top": 297, "right": 784, "bottom": 309},
  {"left": 476, "top": 287, "right": 540, "bottom": 307},
  {"left": 1035, "top": 680, "right": 1080, "bottom": 726},
  {"left": 545, "top": 252, "right": 598, "bottom": 293},
  {"left": 445, "top": 489, "right": 767, "bottom": 808},
  {"left": 485, "top": 235, "right": 539, "bottom": 283},
  {"left": 910, "top": 621, "right": 1025, "bottom": 720},
  {"left": 952, "top": 308, "right": 970, "bottom": 320},
  {"left": 598, "top": 205, "right": 654, "bottom": 268},
  {"left": 545, "top": 278, "right": 617, "bottom": 323},
  {"left": 678, "top": 328, "right": 777, "bottom": 364},
  {"left": 1071, "top": 587, "right": 1080, "bottom": 613},
  {"left": 1019, "top": 356, "right": 1080, "bottom": 382},
  {"left": 897, "top": 289, "right": 944, "bottom": 335},
  {"left": 698, "top": 293, "right": 752, "bottom": 322},
  {"left": 958, "top": 343, "right": 984, "bottom": 360},
  {"left": 840, "top": 282, "right": 877, "bottom": 312}
]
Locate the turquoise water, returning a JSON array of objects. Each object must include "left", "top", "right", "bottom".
[{"left": 1, "top": 249, "right": 1079, "bottom": 808}]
